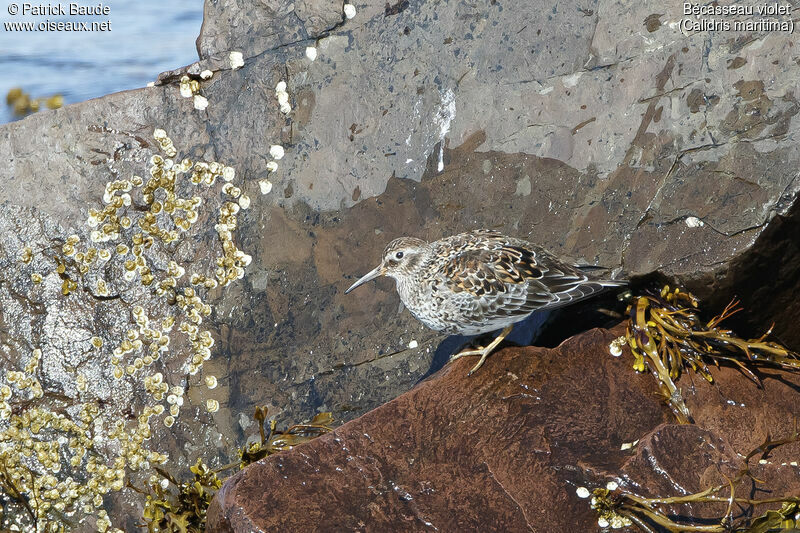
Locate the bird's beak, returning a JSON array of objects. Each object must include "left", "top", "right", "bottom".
[{"left": 345, "top": 264, "right": 384, "bottom": 294}]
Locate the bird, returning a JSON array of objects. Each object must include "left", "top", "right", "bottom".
[{"left": 345, "top": 229, "right": 626, "bottom": 375}]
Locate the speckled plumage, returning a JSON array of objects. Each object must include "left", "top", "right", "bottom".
[{"left": 345, "top": 230, "right": 625, "bottom": 373}]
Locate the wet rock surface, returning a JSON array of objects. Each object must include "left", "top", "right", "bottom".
[
  {"left": 1, "top": 0, "right": 800, "bottom": 528},
  {"left": 208, "top": 325, "right": 800, "bottom": 532}
]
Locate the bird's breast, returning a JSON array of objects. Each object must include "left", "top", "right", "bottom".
[{"left": 395, "top": 277, "right": 451, "bottom": 332}]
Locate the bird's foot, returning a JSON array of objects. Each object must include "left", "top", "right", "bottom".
[
  {"left": 449, "top": 345, "right": 493, "bottom": 376},
  {"left": 448, "top": 325, "right": 513, "bottom": 376},
  {"left": 449, "top": 347, "right": 484, "bottom": 362}
]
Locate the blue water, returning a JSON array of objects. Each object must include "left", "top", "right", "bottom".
[{"left": 0, "top": 1, "right": 203, "bottom": 123}]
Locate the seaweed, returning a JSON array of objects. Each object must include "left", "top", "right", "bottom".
[
  {"left": 5, "top": 87, "right": 63, "bottom": 117},
  {"left": 622, "top": 286, "right": 800, "bottom": 423},
  {"left": 582, "top": 431, "right": 800, "bottom": 532},
  {"left": 136, "top": 406, "right": 334, "bottom": 532},
  {"left": 238, "top": 407, "right": 335, "bottom": 467},
  {"left": 583, "top": 285, "right": 800, "bottom": 531},
  {"left": 135, "top": 459, "right": 221, "bottom": 533}
]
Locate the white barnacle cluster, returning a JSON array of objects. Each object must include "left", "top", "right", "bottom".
[
  {"left": 259, "top": 81, "right": 288, "bottom": 193},
  {"left": 597, "top": 515, "right": 633, "bottom": 529},
  {"left": 0, "top": 128, "right": 250, "bottom": 530},
  {"left": 18, "top": 245, "right": 33, "bottom": 263},
  {"left": 179, "top": 75, "right": 200, "bottom": 99},
  {"left": 87, "top": 179, "right": 135, "bottom": 244},
  {"left": 229, "top": 51, "right": 244, "bottom": 70},
  {"left": 0, "top": 350, "right": 168, "bottom": 532},
  {"left": 165, "top": 385, "right": 186, "bottom": 421},
  {"left": 580, "top": 484, "right": 634, "bottom": 530},
  {"left": 62, "top": 234, "right": 80, "bottom": 257},
  {"left": 275, "top": 80, "right": 291, "bottom": 115},
  {"left": 343, "top": 3, "right": 356, "bottom": 19},
  {"left": 109, "top": 306, "right": 172, "bottom": 380},
  {"left": 608, "top": 336, "right": 626, "bottom": 357},
  {"left": 179, "top": 75, "right": 209, "bottom": 110},
  {"left": 214, "top": 201, "right": 252, "bottom": 288},
  {"left": 221, "top": 178, "right": 251, "bottom": 210},
  {"left": 153, "top": 128, "right": 177, "bottom": 157},
  {"left": 2, "top": 349, "right": 45, "bottom": 404}
]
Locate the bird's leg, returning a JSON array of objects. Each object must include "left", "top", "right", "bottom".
[{"left": 449, "top": 325, "right": 514, "bottom": 376}]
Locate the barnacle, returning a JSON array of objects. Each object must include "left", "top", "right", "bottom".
[
  {"left": 269, "top": 144, "right": 285, "bottom": 160},
  {"left": 194, "top": 94, "right": 209, "bottom": 111},
  {"left": 206, "top": 399, "right": 219, "bottom": 413},
  {"left": 0, "top": 128, "right": 253, "bottom": 530},
  {"left": 19, "top": 246, "right": 33, "bottom": 263},
  {"left": 229, "top": 51, "right": 244, "bottom": 69}
]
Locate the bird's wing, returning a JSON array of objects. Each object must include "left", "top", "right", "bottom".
[
  {"left": 439, "top": 235, "right": 619, "bottom": 317},
  {"left": 438, "top": 242, "right": 554, "bottom": 321}
]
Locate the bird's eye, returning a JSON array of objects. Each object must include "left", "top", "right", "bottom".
[{"left": 395, "top": 251, "right": 404, "bottom": 259}]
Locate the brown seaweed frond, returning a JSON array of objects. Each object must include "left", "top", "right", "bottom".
[
  {"left": 583, "top": 430, "right": 800, "bottom": 532},
  {"left": 623, "top": 286, "right": 800, "bottom": 423},
  {"left": 136, "top": 407, "right": 334, "bottom": 532},
  {"left": 238, "top": 406, "right": 335, "bottom": 468}
]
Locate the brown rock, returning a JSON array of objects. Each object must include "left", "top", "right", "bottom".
[
  {"left": 208, "top": 324, "right": 800, "bottom": 531},
  {"left": 208, "top": 326, "right": 666, "bottom": 531}
]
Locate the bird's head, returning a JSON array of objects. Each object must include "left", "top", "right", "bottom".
[{"left": 345, "top": 237, "right": 429, "bottom": 293}]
